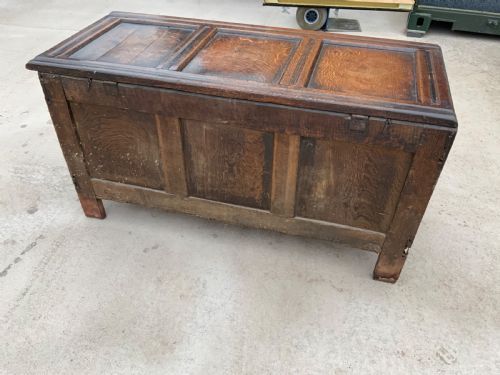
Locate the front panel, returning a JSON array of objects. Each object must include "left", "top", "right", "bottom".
[
  {"left": 296, "top": 138, "right": 413, "bottom": 232},
  {"left": 71, "top": 103, "right": 163, "bottom": 189},
  {"left": 66, "top": 80, "right": 419, "bottom": 238},
  {"left": 182, "top": 119, "right": 274, "bottom": 210}
]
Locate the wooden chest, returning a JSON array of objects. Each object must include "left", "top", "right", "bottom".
[{"left": 26, "top": 12, "right": 457, "bottom": 282}]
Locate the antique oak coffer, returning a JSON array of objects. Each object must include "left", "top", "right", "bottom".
[{"left": 26, "top": 12, "right": 457, "bottom": 282}]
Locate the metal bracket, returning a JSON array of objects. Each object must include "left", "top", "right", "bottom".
[
  {"left": 402, "top": 237, "right": 414, "bottom": 258},
  {"left": 349, "top": 114, "right": 368, "bottom": 133},
  {"left": 487, "top": 19, "right": 499, "bottom": 29}
]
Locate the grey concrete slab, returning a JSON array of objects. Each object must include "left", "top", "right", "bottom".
[{"left": 0, "top": 1, "right": 499, "bottom": 374}]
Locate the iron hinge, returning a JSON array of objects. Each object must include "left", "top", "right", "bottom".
[
  {"left": 349, "top": 114, "right": 368, "bottom": 133},
  {"left": 403, "top": 238, "right": 414, "bottom": 258}
]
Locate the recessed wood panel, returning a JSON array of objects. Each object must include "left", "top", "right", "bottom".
[
  {"left": 182, "top": 120, "right": 274, "bottom": 209},
  {"left": 70, "top": 103, "right": 163, "bottom": 189},
  {"left": 308, "top": 44, "right": 417, "bottom": 102},
  {"left": 296, "top": 139, "right": 413, "bottom": 232},
  {"left": 70, "top": 22, "right": 193, "bottom": 67},
  {"left": 182, "top": 32, "right": 298, "bottom": 83}
]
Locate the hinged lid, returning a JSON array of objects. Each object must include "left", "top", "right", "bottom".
[{"left": 26, "top": 11, "right": 457, "bottom": 127}]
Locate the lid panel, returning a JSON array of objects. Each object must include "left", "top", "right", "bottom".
[
  {"left": 70, "top": 22, "right": 195, "bottom": 67},
  {"left": 308, "top": 44, "right": 417, "bottom": 102},
  {"left": 69, "top": 22, "right": 136, "bottom": 61},
  {"left": 182, "top": 31, "right": 299, "bottom": 84}
]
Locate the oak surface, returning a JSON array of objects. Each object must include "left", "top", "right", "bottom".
[{"left": 27, "top": 12, "right": 457, "bottom": 282}]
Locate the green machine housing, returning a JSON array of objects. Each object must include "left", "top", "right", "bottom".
[{"left": 407, "top": 0, "right": 500, "bottom": 37}]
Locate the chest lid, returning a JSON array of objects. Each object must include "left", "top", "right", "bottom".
[{"left": 26, "top": 11, "right": 456, "bottom": 127}]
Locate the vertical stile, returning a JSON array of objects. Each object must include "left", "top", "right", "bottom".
[
  {"left": 155, "top": 115, "right": 189, "bottom": 197},
  {"left": 271, "top": 133, "right": 300, "bottom": 217}
]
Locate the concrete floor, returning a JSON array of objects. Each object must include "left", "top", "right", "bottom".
[{"left": 0, "top": 0, "right": 499, "bottom": 374}]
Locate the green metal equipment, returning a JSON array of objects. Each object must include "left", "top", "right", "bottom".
[{"left": 407, "top": 0, "right": 500, "bottom": 37}]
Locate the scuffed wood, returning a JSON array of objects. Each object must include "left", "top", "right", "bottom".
[
  {"left": 296, "top": 137, "right": 413, "bottom": 232},
  {"left": 373, "top": 129, "right": 456, "bottom": 282},
  {"left": 39, "top": 73, "right": 106, "bottom": 219},
  {"left": 155, "top": 116, "right": 188, "bottom": 196},
  {"left": 271, "top": 133, "right": 300, "bottom": 217},
  {"left": 70, "top": 103, "right": 163, "bottom": 189},
  {"left": 182, "top": 120, "right": 274, "bottom": 210},
  {"left": 92, "top": 178, "right": 385, "bottom": 251}
]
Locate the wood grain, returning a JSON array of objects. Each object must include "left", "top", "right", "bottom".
[
  {"left": 281, "top": 38, "right": 322, "bottom": 87},
  {"left": 182, "top": 120, "right": 274, "bottom": 210},
  {"left": 182, "top": 31, "right": 299, "bottom": 83},
  {"left": 92, "top": 178, "right": 385, "bottom": 252},
  {"left": 296, "top": 138, "right": 413, "bottom": 232},
  {"left": 71, "top": 22, "right": 193, "bottom": 67},
  {"left": 164, "top": 26, "right": 216, "bottom": 71},
  {"left": 271, "top": 133, "right": 300, "bottom": 217},
  {"left": 373, "top": 129, "right": 456, "bottom": 282},
  {"left": 155, "top": 116, "right": 188, "bottom": 196},
  {"left": 128, "top": 26, "right": 193, "bottom": 67},
  {"left": 38, "top": 73, "right": 106, "bottom": 219},
  {"left": 70, "top": 103, "right": 163, "bottom": 189},
  {"left": 308, "top": 43, "right": 417, "bottom": 101},
  {"left": 70, "top": 22, "right": 138, "bottom": 61}
]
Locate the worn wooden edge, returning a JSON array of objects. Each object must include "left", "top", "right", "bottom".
[
  {"left": 91, "top": 178, "right": 385, "bottom": 251},
  {"left": 162, "top": 26, "right": 217, "bottom": 70},
  {"left": 27, "top": 59, "right": 457, "bottom": 127},
  {"left": 415, "top": 49, "right": 436, "bottom": 106},
  {"left": 44, "top": 15, "right": 117, "bottom": 57},
  {"left": 38, "top": 72, "right": 106, "bottom": 218},
  {"left": 78, "top": 193, "right": 107, "bottom": 219},
  {"left": 429, "top": 47, "right": 455, "bottom": 111},
  {"left": 59, "top": 18, "right": 124, "bottom": 58},
  {"left": 39, "top": 74, "right": 92, "bottom": 192},
  {"left": 292, "top": 39, "right": 323, "bottom": 88},
  {"left": 373, "top": 128, "right": 456, "bottom": 281},
  {"left": 155, "top": 115, "right": 188, "bottom": 196},
  {"left": 279, "top": 37, "right": 312, "bottom": 86}
]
